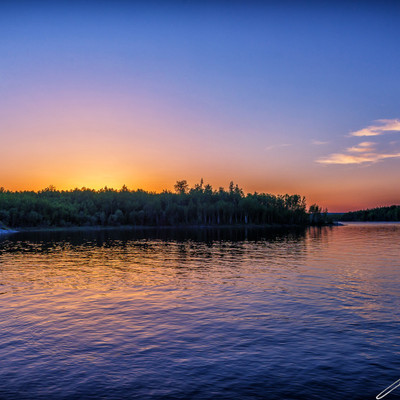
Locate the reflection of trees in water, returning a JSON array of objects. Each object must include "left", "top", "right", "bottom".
[
  {"left": 0, "top": 227, "right": 307, "bottom": 256},
  {"left": 0, "top": 228, "right": 310, "bottom": 289},
  {"left": 0, "top": 227, "right": 310, "bottom": 292},
  {"left": 306, "top": 226, "right": 335, "bottom": 248}
]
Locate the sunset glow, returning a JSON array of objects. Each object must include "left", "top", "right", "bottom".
[{"left": 1, "top": 2, "right": 400, "bottom": 212}]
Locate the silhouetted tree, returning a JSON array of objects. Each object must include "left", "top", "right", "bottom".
[
  {"left": 174, "top": 180, "right": 189, "bottom": 194},
  {"left": 0, "top": 180, "right": 323, "bottom": 228}
]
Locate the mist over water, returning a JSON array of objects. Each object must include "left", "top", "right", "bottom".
[{"left": 1, "top": 224, "right": 400, "bottom": 399}]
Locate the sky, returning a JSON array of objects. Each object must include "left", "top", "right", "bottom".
[{"left": 1, "top": 1, "right": 400, "bottom": 212}]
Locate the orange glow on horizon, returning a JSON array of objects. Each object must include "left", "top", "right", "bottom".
[
  {"left": 1, "top": 82, "right": 399, "bottom": 213},
  {"left": 1, "top": 173, "right": 398, "bottom": 213}
]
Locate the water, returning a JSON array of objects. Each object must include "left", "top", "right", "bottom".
[{"left": 0, "top": 223, "right": 400, "bottom": 399}]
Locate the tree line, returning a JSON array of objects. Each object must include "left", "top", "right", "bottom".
[
  {"left": 341, "top": 205, "right": 400, "bottom": 221},
  {"left": 0, "top": 180, "right": 326, "bottom": 228}
]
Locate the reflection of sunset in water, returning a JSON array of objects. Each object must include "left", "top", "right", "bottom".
[{"left": 0, "top": 224, "right": 399, "bottom": 398}]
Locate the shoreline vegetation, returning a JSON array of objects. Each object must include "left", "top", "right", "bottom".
[
  {"left": 340, "top": 205, "right": 400, "bottom": 222},
  {"left": 0, "top": 180, "right": 332, "bottom": 232}
]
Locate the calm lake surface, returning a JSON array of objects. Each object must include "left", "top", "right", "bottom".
[{"left": 1, "top": 223, "right": 400, "bottom": 399}]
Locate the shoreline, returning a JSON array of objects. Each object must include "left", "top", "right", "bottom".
[
  {"left": 1, "top": 222, "right": 343, "bottom": 235},
  {"left": 3, "top": 223, "right": 314, "bottom": 235}
]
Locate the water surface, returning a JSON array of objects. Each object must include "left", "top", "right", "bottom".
[{"left": 1, "top": 224, "right": 400, "bottom": 399}]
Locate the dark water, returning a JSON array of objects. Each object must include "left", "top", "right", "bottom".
[{"left": 1, "top": 224, "right": 400, "bottom": 399}]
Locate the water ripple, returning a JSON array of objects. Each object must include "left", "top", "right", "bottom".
[{"left": 0, "top": 224, "right": 399, "bottom": 399}]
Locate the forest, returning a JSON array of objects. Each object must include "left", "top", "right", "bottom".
[
  {"left": 341, "top": 205, "right": 400, "bottom": 221},
  {"left": 0, "top": 180, "right": 327, "bottom": 229}
]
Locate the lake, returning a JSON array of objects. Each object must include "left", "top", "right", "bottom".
[{"left": 0, "top": 223, "right": 400, "bottom": 399}]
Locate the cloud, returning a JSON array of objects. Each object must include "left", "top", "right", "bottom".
[
  {"left": 317, "top": 140, "right": 400, "bottom": 165},
  {"left": 311, "top": 140, "right": 330, "bottom": 145},
  {"left": 317, "top": 119, "right": 400, "bottom": 165},
  {"left": 346, "top": 141, "right": 375, "bottom": 153},
  {"left": 317, "top": 151, "right": 400, "bottom": 165},
  {"left": 264, "top": 143, "right": 291, "bottom": 151},
  {"left": 350, "top": 119, "right": 400, "bottom": 137}
]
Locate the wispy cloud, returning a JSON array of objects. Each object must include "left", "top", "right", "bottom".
[
  {"left": 264, "top": 143, "right": 292, "bottom": 151},
  {"left": 350, "top": 119, "right": 400, "bottom": 137},
  {"left": 311, "top": 140, "right": 330, "bottom": 145},
  {"left": 317, "top": 119, "right": 400, "bottom": 165},
  {"left": 317, "top": 151, "right": 400, "bottom": 165},
  {"left": 345, "top": 141, "right": 375, "bottom": 153},
  {"left": 317, "top": 141, "right": 400, "bottom": 165}
]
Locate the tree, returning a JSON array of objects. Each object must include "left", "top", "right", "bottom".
[
  {"left": 174, "top": 180, "right": 188, "bottom": 194},
  {"left": 0, "top": 179, "right": 317, "bottom": 227},
  {"left": 309, "top": 204, "right": 323, "bottom": 225}
]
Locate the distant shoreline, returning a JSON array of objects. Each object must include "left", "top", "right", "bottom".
[{"left": 0, "top": 222, "right": 342, "bottom": 235}]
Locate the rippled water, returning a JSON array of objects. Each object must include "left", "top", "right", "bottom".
[{"left": 1, "top": 224, "right": 400, "bottom": 399}]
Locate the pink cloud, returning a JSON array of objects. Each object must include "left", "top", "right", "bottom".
[
  {"left": 350, "top": 119, "right": 400, "bottom": 137},
  {"left": 317, "top": 151, "right": 400, "bottom": 165}
]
